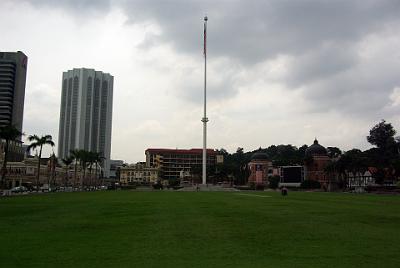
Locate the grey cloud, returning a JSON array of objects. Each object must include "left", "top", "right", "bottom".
[
  {"left": 120, "top": 0, "right": 400, "bottom": 116},
  {"left": 301, "top": 63, "right": 400, "bottom": 116},
  {"left": 21, "top": 0, "right": 400, "bottom": 117},
  {"left": 21, "top": 0, "right": 111, "bottom": 14},
  {"left": 123, "top": 0, "right": 400, "bottom": 62},
  {"left": 285, "top": 41, "right": 358, "bottom": 87}
]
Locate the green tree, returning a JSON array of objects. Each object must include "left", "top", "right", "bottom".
[
  {"left": 0, "top": 125, "right": 22, "bottom": 188},
  {"left": 27, "top": 135, "right": 55, "bottom": 190},
  {"left": 69, "top": 149, "right": 81, "bottom": 188},
  {"left": 93, "top": 152, "right": 104, "bottom": 187},
  {"left": 86, "top": 151, "right": 96, "bottom": 188},
  {"left": 327, "top": 147, "right": 342, "bottom": 159},
  {"left": 268, "top": 175, "right": 280, "bottom": 189},
  {"left": 62, "top": 156, "right": 74, "bottom": 187},
  {"left": 78, "top": 150, "right": 90, "bottom": 188},
  {"left": 367, "top": 120, "right": 396, "bottom": 150}
]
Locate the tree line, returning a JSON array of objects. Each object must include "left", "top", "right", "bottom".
[
  {"left": 215, "top": 120, "right": 400, "bottom": 185},
  {"left": 0, "top": 125, "right": 104, "bottom": 190}
]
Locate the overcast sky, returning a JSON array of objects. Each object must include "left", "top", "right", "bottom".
[{"left": 1, "top": 0, "right": 400, "bottom": 163}]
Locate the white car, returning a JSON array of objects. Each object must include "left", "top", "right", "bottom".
[{"left": 11, "top": 186, "right": 28, "bottom": 193}]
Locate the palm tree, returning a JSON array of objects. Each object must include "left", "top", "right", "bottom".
[
  {"left": 27, "top": 135, "right": 55, "bottom": 191},
  {"left": 78, "top": 150, "right": 90, "bottom": 189},
  {"left": 0, "top": 125, "right": 22, "bottom": 188},
  {"left": 70, "top": 149, "right": 81, "bottom": 189},
  {"left": 62, "top": 156, "right": 73, "bottom": 187},
  {"left": 86, "top": 151, "right": 97, "bottom": 188},
  {"left": 93, "top": 152, "right": 104, "bottom": 187}
]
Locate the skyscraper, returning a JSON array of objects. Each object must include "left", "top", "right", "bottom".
[
  {"left": 0, "top": 51, "right": 27, "bottom": 135},
  {"left": 58, "top": 68, "right": 113, "bottom": 177},
  {"left": 0, "top": 51, "right": 28, "bottom": 161}
]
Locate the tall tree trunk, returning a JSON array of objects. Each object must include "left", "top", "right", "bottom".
[
  {"left": 95, "top": 164, "right": 98, "bottom": 187},
  {"left": 74, "top": 162, "right": 78, "bottom": 189},
  {"left": 36, "top": 146, "right": 43, "bottom": 192},
  {"left": 1, "top": 140, "right": 9, "bottom": 189},
  {"left": 65, "top": 166, "right": 68, "bottom": 188},
  {"left": 82, "top": 167, "right": 86, "bottom": 190},
  {"left": 88, "top": 165, "right": 93, "bottom": 189}
]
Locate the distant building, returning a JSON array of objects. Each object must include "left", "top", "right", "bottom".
[
  {"left": 0, "top": 51, "right": 28, "bottom": 161},
  {"left": 0, "top": 51, "right": 27, "bottom": 134},
  {"left": 247, "top": 151, "right": 273, "bottom": 185},
  {"left": 109, "top": 159, "right": 124, "bottom": 180},
  {"left": 119, "top": 162, "right": 160, "bottom": 185},
  {"left": 57, "top": 68, "right": 113, "bottom": 177},
  {"left": 145, "top": 148, "right": 223, "bottom": 180},
  {"left": 347, "top": 170, "right": 374, "bottom": 189},
  {"left": 304, "top": 139, "right": 331, "bottom": 187},
  {"left": 3, "top": 157, "right": 64, "bottom": 189}
]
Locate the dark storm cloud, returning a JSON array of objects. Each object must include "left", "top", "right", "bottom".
[
  {"left": 22, "top": 0, "right": 400, "bottom": 114},
  {"left": 122, "top": 0, "right": 400, "bottom": 61},
  {"left": 118, "top": 0, "right": 400, "bottom": 114}
]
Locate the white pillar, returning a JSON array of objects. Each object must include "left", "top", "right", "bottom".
[{"left": 202, "top": 16, "right": 208, "bottom": 186}]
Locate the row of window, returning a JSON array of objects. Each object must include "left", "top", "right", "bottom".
[{"left": 60, "top": 75, "right": 111, "bottom": 157}]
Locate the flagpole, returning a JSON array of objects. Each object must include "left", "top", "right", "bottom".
[{"left": 202, "top": 16, "right": 208, "bottom": 186}]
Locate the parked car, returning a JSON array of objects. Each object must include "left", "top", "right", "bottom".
[{"left": 10, "top": 186, "right": 28, "bottom": 193}]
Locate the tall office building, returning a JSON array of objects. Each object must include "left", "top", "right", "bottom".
[
  {"left": 0, "top": 51, "right": 28, "bottom": 161},
  {"left": 58, "top": 68, "right": 113, "bottom": 177},
  {"left": 0, "top": 51, "right": 27, "bottom": 135}
]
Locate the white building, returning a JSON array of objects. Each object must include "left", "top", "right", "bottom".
[{"left": 57, "top": 68, "right": 113, "bottom": 177}]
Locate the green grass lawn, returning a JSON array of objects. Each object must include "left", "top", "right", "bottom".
[{"left": 0, "top": 191, "right": 399, "bottom": 267}]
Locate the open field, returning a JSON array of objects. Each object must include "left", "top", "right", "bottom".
[{"left": 1, "top": 191, "right": 399, "bottom": 267}]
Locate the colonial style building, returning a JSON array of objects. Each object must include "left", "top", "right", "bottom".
[
  {"left": 0, "top": 153, "right": 94, "bottom": 189},
  {"left": 119, "top": 162, "right": 160, "bottom": 185},
  {"left": 1, "top": 157, "right": 65, "bottom": 189},
  {"left": 304, "top": 139, "right": 331, "bottom": 187},
  {"left": 247, "top": 151, "right": 273, "bottom": 185}
]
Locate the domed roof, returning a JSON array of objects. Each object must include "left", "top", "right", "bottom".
[
  {"left": 305, "top": 139, "right": 327, "bottom": 157},
  {"left": 251, "top": 150, "right": 269, "bottom": 161}
]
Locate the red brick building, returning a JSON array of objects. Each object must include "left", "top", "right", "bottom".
[
  {"left": 248, "top": 151, "right": 273, "bottom": 185},
  {"left": 304, "top": 139, "right": 331, "bottom": 187}
]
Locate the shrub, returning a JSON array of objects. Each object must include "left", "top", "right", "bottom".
[
  {"left": 268, "top": 175, "right": 280, "bottom": 189},
  {"left": 168, "top": 178, "right": 180, "bottom": 187},
  {"left": 300, "top": 180, "right": 321, "bottom": 189},
  {"left": 255, "top": 184, "right": 265, "bottom": 191},
  {"left": 249, "top": 182, "right": 265, "bottom": 191},
  {"left": 152, "top": 182, "right": 163, "bottom": 190},
  {"left": 234, "top": 185, "right": 253, "bottom": 190}
]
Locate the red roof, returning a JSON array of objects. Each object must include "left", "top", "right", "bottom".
[{"left": 145, "top": 148, "right": 218, "bottom": 155}]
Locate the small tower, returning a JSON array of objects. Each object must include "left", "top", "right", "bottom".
[{"left": 248, "top": 150, "right": 272, "bottom": 185}]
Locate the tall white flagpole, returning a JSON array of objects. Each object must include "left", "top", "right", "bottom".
[{"left": 202, "top": 16, "right": 208, "bottom": 186}]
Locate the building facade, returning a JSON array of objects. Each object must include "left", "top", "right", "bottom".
[
  {"left": 248, "top": 152, "right": 273, "bottom": 185},
  {"left": 145, "top": 148, "right": 223, "bottom": 180},
  {"left": 0, "top": 51, "right": 28, "bottom": 161},
  {"left": 58, "top": 68, "right": 113, "bottom": 177},
  {"left": 1, "top": 155, "right": 98, "bottom": 189},
  {"left": 119, "top": 162, "right": 160, "bottom": 185},
  {"left": 304, "top": 139, "right": 331, "bottom": 187},
  {"left": 109, "top": 159, "right": 124, "bottom": 180},
  {"left": 0, "top": 51, "right": 27, "bottom": 134}
]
